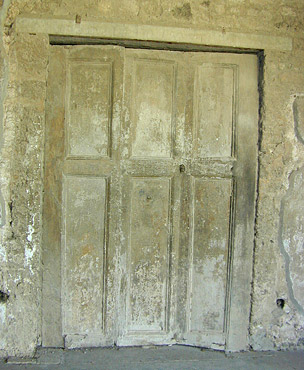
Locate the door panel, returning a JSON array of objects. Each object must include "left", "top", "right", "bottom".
[
  {"left": 62, "top": 175, "right": 107, "bottom": 334},
  {"left": 187, "top": 178, "right": 232, "bottom": 337},
  {"left": 130, "top": 60, "right": 175, "bottom": 159},
  {"left": 193, "top": 64, "right": 236, "bottom": 158},
  {"left": 118, "top": 49, "right": 183, "bottom": 345},
  {"left": 126, "top": 177, "right": 171, "bottom": 333},
  {"left": 42, "top": 45, "right": 258, "bottom": 351},
  {"left": 66, "top": 60, "right": 113, "bottom": 158},
  {"left": 43, "top": 45, "right": 124, "bottom": 348}
]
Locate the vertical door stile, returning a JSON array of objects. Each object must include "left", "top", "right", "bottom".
[
  {"left": 117, "top": 45, "right": 129, "bottom": 341},
  {"left": 60, "top": 45, "right": 125, "bottom": 348},
  {"left": 42, "top": 46, "right": 66, "bottom": 348},
  {"left": 118, "top": 49, "right": 180, "bottom": 346}
]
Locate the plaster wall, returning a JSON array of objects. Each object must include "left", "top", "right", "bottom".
[{"left": 0, "top": 0, "right": 304, "bottom": 357}]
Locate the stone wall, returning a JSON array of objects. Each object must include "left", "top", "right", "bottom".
[{"left": 0, "top": 0, "right": 304, "bottom": 357}]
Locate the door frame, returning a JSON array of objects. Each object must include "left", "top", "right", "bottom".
[{"left": 13, "top": 17, "right": 276, "bottom": 352}]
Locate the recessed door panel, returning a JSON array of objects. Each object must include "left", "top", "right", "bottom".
[
  {"left": 62, "top": 175, "right": 107, "bottom": 335},
  {"left": 66, "top": 61, "right": 112, "bottom": 158},
  {"left": 188, "top": 178, "right": 232, "bottom": 334},
  {"left": 130, "top": 60, "right": 175, "bottom": 158},
  {"left": 127, "top": 177, "right": 171, "bottom": 333},
  {"left": 193, "top": 64, "right": 236, "bottom": 158}
]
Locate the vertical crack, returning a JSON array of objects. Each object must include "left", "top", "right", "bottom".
[{"left": 278, "top": 168, "right": 304, "bottom": 316}]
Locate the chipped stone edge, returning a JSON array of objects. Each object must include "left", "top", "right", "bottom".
[{"left": 15, "top": 15, "right": 293, "bottom": 52}]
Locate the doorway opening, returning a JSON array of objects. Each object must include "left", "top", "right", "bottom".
[{"left": 42, "top": 41, "right": 259, "bottom": 351}]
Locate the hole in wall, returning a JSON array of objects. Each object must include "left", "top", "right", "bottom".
[
  {"left": 0, "top": 290, "right": 9, "bottom": 303},
  {"left": 276, "top": 298, "right": 285, "bottom": 309}
]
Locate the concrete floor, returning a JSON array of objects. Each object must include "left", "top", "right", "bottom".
[{"left": 1, "top": 346, "right": 303, "bottom": 370}]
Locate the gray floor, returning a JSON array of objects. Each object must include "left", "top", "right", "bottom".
[{"left": 1, "top": 346, "right": 303, "bottom": 370}]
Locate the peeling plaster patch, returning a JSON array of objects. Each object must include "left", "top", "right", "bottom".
[
  {"left": 172, "top": 2, "right": 192, "bottom": 20},
  {"left": 0, "top": 304, "right": 6, "bottom": 348},
  {"left": 25, "top": 215, "right": 36, "bottom": 274},
  {"left": 0, "top": 193, "right": 4, "bottom": 227},
  {"left": 279, "top": 167, "right": 304, "bottom": 315},
  {"left": 26, "top": 213, "right": 36, "bottom": 243},
  {"left": 0, "top": 243, "right": 6, "bottom": 262},
  {"left": 250, "top": 327, "right": 275, "bottom": 351},
  {"left": 26, "top": 224, "right": 34, "bottom": 242},
  {"left": 0, "top": 304, "right": 5, "bottom": 321},
  {"left": 25, "top": 244, "right": 36, "bottom": 275}
]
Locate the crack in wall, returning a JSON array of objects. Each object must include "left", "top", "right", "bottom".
[
  {"left": 278, "top": 167, "right": 304, "bottom": 316},
  {"left": 293, "top": 96, "right": 304, "bottom": 145}
]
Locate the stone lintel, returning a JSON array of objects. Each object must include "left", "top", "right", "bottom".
[{"left": 16, "top": 15, "right": 292, "bottom": 52}]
